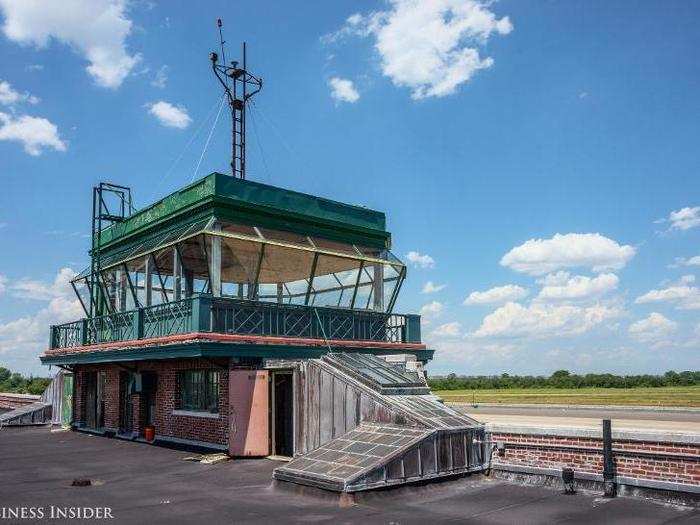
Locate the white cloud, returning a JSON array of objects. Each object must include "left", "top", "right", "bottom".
[
  {"left": 628, "top": 312, "right": 677, "bottom": 343},
  {"left": 151, "top": 65, "right": 168, "bottom": 89},
  {"left": 147, "top": 101, "right": 191, "bottom": 129},
  {"left": 328, "top": 76, "right": 360, "bottom": 103},
  {"left": 431, "top": 321, "right": 462, "bottom": 338},
  {"left": 25, "top": 64, "right": 43, "bottom": 72},
  {"left": 473, "top": 301, "right": 621, "bottom": 338},
  {"left": 635, "top": 284, "right": 700, "bottom": 310},
  {"left": 464, "top": 284, "right": 527, "bottom": 305},
  {"left": 327, "top": 0, "right": 513, "bottom": 99},
  {"left": 422, "top": 281, "right": 446, "bottom": 294},
  {"left": 664, "top": 207, "right": 700, "bottom": 231},
  {"left": 500, "top": 233, "right": 635, "bottom": 276},
  {"left": 0, "top": 0, "right": 140, "bottom": 89},
  {"left": 684, "top": 256, "right": 700, "bottom": 266},
  {"left": 0, "top": 111, "right": 66, "bottom": 155},
  {"left": 11, "top": 267, "right": 77, "bottom": 300},
  {"left": 0, "top": 79, "right": 39, "bottom": 105},
  {"left": 420, "top": 300, "right": 444, "bottom": 318},
  {"left": 0, "top": 274, "right": 7, "bottom": 294},
  {"left": 0, "top": 268, "right": 83, "bottom": 370},
  {"left": 536, "top": 273, "right": 619, "bottom": 301},
  {"left": 406, "top": 251, "right": 435, "bottom": 269}
]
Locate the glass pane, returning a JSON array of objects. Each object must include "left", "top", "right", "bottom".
[
  {"left": 309, "top": 254, "right": 362, "bottom": 308},
  {"left": 382, "top": 263, "right": 403, "bottom": 312}
]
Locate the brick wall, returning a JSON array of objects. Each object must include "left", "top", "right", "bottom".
[
  {"left": 72, "top": 358, "right": 231, "bottom": 447},
  {"left": 490, "top": 430, "right": 700, "bottom": 488}
]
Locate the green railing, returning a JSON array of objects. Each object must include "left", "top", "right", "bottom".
[{"left": 49, "top": 295, "right": 421, "bottom": 350}]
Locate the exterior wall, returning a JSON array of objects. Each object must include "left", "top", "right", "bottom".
[
  {"left": 149, "top": 359, "right": 229, "bottom": 446},
  {"left": 72, "top": 358, "right": 231, "bottom": 447},
  {"left": 490, "top": 430, "right": 700, "bottom": 489}
]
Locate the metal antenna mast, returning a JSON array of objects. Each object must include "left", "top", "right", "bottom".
[{"left": 210, "top": 18, "right": 263, "bottom": 179}]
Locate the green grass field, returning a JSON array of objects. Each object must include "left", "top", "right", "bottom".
[{"left": 434, "top": 386, "right": 700, "bottom": 407}]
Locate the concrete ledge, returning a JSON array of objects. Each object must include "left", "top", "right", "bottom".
[
  {"left": 153, "top": 434, "right": 228, "bottom": 452},
  {"left": 486, "top": 423, "right": 700, "bottom": 445},
  {"left": 493, "top": 462, "right": 700, "bottom": 495},
  {"left": 171, "top": 410, "right": 220, "bottom": 419}
]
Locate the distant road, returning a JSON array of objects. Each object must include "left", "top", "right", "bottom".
[{"left": 452, "top": 403, "right": 700, "bottom": 434}]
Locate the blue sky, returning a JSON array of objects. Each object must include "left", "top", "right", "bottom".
[{"left": 0, "top": 0, "right": 699, "bottom": 376}]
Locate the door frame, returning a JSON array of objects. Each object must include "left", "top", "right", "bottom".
[{"left": 269, "top": 369, "right": 295, "bottom": 459}]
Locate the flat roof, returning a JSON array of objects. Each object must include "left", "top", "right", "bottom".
[{"left": 98, "top": 173, "right": 390, "bottom": 252}]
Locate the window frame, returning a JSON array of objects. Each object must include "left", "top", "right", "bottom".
[{"left": 177, "top": 369, "right": 220, "bottom": 414}]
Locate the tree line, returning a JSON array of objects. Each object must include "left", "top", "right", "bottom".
[
  {"left": 0, "top": 367, "right": 52, "bottom": 396},
  {"left": 427, "top": 369, "right": 700, "bottom": 391}
]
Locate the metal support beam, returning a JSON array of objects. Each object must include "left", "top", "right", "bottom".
[
  {"left": 249, "top": 243, "right": 265, "bottom": 300},
  {"left": 144, "top": 255, "right": 153, "bottom": 306},
  {"left": 372, "top": 263, "right": 384, "bottom": 312},
  {"left": 305, "top": 252, "right": 319, "bottom": 306},
  {"left": 276, "top": 283, "right": 283, "bottom": 304},
  {"left": 209, "top": 224, "right": 222, "bottom": 297},
  {"left": 122, "top": 263, "right": 140, "bottom": 309},
  {"left": 349, "top": 260, "right": 364, "bottom": 310},
  {"left": 71, "top": 280, "right": 89, "bottom": 317},
  {"left": 150, "top": 253, "right": 169, "bottom": 303},
  {"left": 116, "top": 267, "right": 128, "bottom": 311},
  {"left": 173, "top": 244, "right": 183, "bottom": 302},
  {"left": 387, "top": 266, "right": 406, "bottom": 314}
]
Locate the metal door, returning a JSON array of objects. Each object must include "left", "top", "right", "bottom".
[{"left": 228, "top": 370, "right": 269, "bottom": 456}]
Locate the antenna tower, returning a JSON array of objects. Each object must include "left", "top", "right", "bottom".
[{"left": 210, "top": 18, "right": 263, "bottom": 179}]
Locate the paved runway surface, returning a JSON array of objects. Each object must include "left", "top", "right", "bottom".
[
  {"left": 454, "top": 404, "right": 700, "bottom": 434},
  {"left": 1, "top": 427, "right": 697, "bottom": 524}
]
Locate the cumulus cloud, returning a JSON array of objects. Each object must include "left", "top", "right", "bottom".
[
  {"left": 472, "top": 301, "right": 621, "bottom": 338},
  {"left": 0, "top": 0, "right": 140, "bottom": 89},
  {"left": 10, "top": 267, "right": 77, "bottom": 300},
  {"left": 628, "top": 312, "right": 677, "bottom": 343},
  {"left": 0, "top": 79, "right": 39, "bottom": 106},
  {"left": 325, "top": 0, "right": 513, "bottom": 99},
  {"left": 430, "top": 321, "right": 462, "bottom": 338},
  {"left": 406, "top": 251, "right": 435, "bottom": 269},
  {"left": 422, "top": 281, "right": 446, "bottom": 294},
  {"left": 464, "top": 284, "right": 527, "bottom": 305},
  {"left": 500, "top": 233, "right": 635, "bottom": 276},
  {"left": 635, "top": 283, "right": 700, "bottom": 310},
  {"left": 147, "top": 101, "right": 191, "bottom": 129},
  {"left": 328, "top": 76, "right": 360, "bottom": 103},
  {"left": 0, "top": 111, "right": 66, "bottom": 155},
  {"left": 669, "top": 255, "right": 700, "bottom": 268},
  {"left": 659, "top": 206, "right": 700, "bottom": 232},
  {"left": 0, "top": 268, "right": 83, "bottom": 372},
  {"left": 420, "top": 300, "right": 444, "bottom": 318},
  {"left": 536, "top": 272, "right": 619, "bottom": 302}
]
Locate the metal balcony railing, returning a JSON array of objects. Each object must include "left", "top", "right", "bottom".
[{"left": 48, "top": 294, "right": 421, "bottom": 350}]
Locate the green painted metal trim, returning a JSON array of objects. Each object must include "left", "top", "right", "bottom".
[
  {"left": 40, "top": 341, "right": 434, "bottom": 365},
  {"left": 97, "top": 173, "right": 390, "bottom": 253}
]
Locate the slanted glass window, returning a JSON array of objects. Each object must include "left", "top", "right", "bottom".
[{"left": 178, "top": 370, "right": 219, "bottom": 413}]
